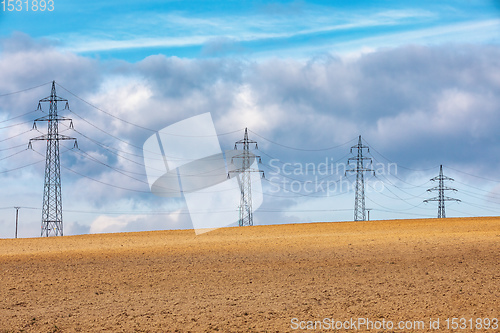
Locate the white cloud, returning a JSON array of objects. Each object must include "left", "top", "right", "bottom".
[
  {"left": 90, "top": 214, "right": 140, "bottom": 233},
  {"left": 89, "top": 210, "right": 186, "bottom": 234},
  {"left": 56, "top": 8, "right": 440, "bottom": 55},
  {"left": 1, "top": 35, "right": 500, "bottom": 237}
]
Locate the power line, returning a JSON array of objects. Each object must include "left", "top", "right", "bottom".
[
  {"left": 0, "top": 144, "right": 30, "bottom": 153},
  {"left": 370, "top": 208, "right": 436, "bottom": 218},
  {"left": 362, "top": 137, "right": 439, "bottom": 172},
  {"left": 69, "top": 108, "right": 233, "bottom": 160},
  {"left": 0, "top": 120, "right": 34, "bottom": 130},
  {"left": 57, "top": 82, "right": 244, "bottom": 137},
  {"left": 30, "top": 148, "right": 151, "bottom": 194},
  {"left": 444, "top": 165, "right": 500, "bottom": 183},
  {"left": 261, "top": 173, "right": 351, "bottom": 198},
  {"left": 371, "top": 172, "right": 430, "bottom": 199},
  {"left": 0, "top": 158, "right": 44, "bottom": 174},
  {"left": 0, "top": 147, "right": 29, "bottom": 162},
  {"left": 0, "top": 110, "right": 39, "bottom": 125},
  {"left": 248, "top": 129, "right": 357, "bottom": 151},
  {"left": 0, "top": 82, "right": 52, "bottom": 98},
  {"left": 0, "top": 128, "right": 36, "bottom": 143}
]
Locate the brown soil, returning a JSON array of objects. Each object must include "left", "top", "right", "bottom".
[{"left": 0, "top": 217, "right": 499, "bottom": 332}]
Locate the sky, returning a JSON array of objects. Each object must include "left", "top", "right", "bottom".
[{"left": 1, "top": 0, "right": 500, "bottom": 237}]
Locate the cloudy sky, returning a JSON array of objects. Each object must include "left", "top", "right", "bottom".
[{"left": 1, "top": 0, "right": 500, "bottom": 238}]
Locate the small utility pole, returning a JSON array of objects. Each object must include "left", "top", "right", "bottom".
[{"left": 14, "top": 207, "right": 20, "bottom": 239}]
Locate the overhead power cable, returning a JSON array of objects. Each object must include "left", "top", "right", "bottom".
[
  {"left": 0, "top": 129, "right": 36, "bottom": 144},
  {"left": 0, "top": 157, "right": 44, "bottom": 174},
  {"left": 444, "top": 165, "right": 500, "bottom": 183},
  {"left": 0, "top": 110, "right": 39, "bottom": 125},
  {"left": 0, "top": 120, "right": 33, "bottom": 130},
  {"left": 249, "top": 129, "right": 357, "bottom": 151},
  {"left": 56, "top": 82, "right": 244, "bottom": 137},
  {"left": 260, "top": 177, "right": 350, "bottom": 198},
  {"left": 0, "top": 143, "right": 30, "bottom": 152},
  {"left": 371, "top": 208, "right": 436, "bottom": 218},
  {"left": 0, "top": 82, "right": 52, "bottom": 98},
  {"left": 362, "top": 137, "right": 438, "bottom": 172}
]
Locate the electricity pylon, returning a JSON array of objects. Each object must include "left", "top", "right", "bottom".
[
  {"left": 424, "top": 165, "right": 460, "bottom": 218},
  {"left": 29, "top": 81, "right": 77, "bottom": 237},
  {"left": 229, "top": 128, "right": 264, "bottom": 227},
  {"left": 346, "top": 135, "right": 374, "bottom": 221}
]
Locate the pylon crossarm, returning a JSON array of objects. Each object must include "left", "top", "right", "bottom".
[
  {"left": 442, "top": 187, "right": 458, "bottom": 191},
  {"left": 427, "top": 185, "right": 457, "bottom": 191},
  {"left": 39, "top": 95, "right": 68, "bottom": 103},
  {"left": 33, "top": 115, "right": 74, "bottom": 123},
  {"left": 348, "top": 156, "right": 371, "bottom": 162},
  {"left": 29, "top": 135, "right": 48, "bottom": 141},
  {"left": 29, "top": 134, "right": 77, "bottom": 141}
]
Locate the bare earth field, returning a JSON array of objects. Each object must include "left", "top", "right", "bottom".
[{"left": 0, "top": 217, "right": 499, "bottom": 332}]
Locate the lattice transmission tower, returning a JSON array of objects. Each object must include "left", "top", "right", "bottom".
[
  {"left": 29, "top": 81, "right": 77, "bottom": 237},
  {"left": 229, "top": 128, "right": 264, "bottom": 227},
  {"left": 424, "top": 165, "right": 460, "bottom": 218},
  {"left": 346, "top": 135, "right": 374, "bottom": 221}
]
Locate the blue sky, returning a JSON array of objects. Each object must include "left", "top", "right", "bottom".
[
  {"left": 2, "top": 0, "right": 500, "bottom": 60},
  {"left": 0, "top": 0, "right": 500, "bottom": 237}
]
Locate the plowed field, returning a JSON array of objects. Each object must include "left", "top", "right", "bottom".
[{"left": 1, "top": 217, "right": 499, "bottom": 332}]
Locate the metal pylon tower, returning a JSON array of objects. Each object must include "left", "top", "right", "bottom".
[
  {"left": 346, "top": 135, "right": 374, "bottom": 221},
  {"left": 29, "top": 81, "right": 77, "bottom": 237},
  {"left": 424, "top": 165, "right": 460, "bottom": 218},
  {"left": 229, "top": 128, "right": 264, "bottom": 227}
]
